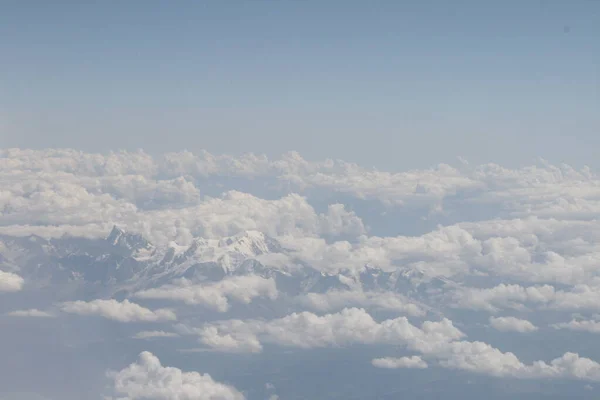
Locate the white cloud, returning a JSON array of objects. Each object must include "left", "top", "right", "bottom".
[
  {"left": 6, "top": 309, "right": 54, "bottom": 318},
  {"left": 453, "top": 283, "right": 600, "bottom": 313},
  {"left": 297, "top": 290, "right": 424, "bottom": 316},
  {"left": 370, "top": 340, "right": 600, "bottom": 382},
  {"left": 372, "top": 356, "right": 428, "bottom": 369},
  {"left": 3, "top": 148, "right": 599, "bottom": 223},
  {"left": 0, "top": 270, "right": 24, "bottom": 292},
  {"left": 132, "top": 331, "right": 180, "bottom": 340},
  {"left": 489, "top": 316, "right": 538, "bottom": 333},
  {"left": 61, "top": 299, "right": 176, "bottom": 322},
  {"left": 553, "top": 319, "right": 600, "bottom": 334},
  {"left": 5, "top": 148, "right": 600, "bottom": 389},
  {"left": 135, "top": 276, "right": 278, "bottom": 312},
  {"left": 108, "top": 351, "right": 245, "bottom": 400},
  {"left": 438, "top": 342, "right": 600, "bottom": 382},
  {"left": 197, "top": 308, "right": 464, "bottom": 354},
  {"left": 5, "top": 148, "right": 600, "bottom": 286},
  {"left": 0, "top": 189, "right": 365, "bottom": 247},
  {"left": 278, "top": 224, "right": 482, "bottom": 275},
  {"left": 197, "top": 307, "right": 600, "bottom": 382}
]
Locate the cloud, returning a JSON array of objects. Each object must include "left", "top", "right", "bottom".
[
  {"left": 197, "top": 307, "right": 600, "bottom": 382},
  {"left": 3, "top": 148, "right": 599, "bottom": 225},
  {"left": 553, "top": 318, "right": 600, "bottom": 334},
  {"left": 452, "top": 283, "right": 600, "bottom": 313},
  {"left": 0, "top": 149, "right": 368, "bottom": 247},
  {"left": 437, "top": 342, "right": 600, "bottom": 382},
  {"left": 0, "top": 189, "right": 365, "bottom": 247},
  {"left": 132, "top": 331, "right": 180, "bottom": 340},
  {"left": 278, "top": 224, "right": 482, "bottom": 275},
  {"left": 372, "top": 356, "right": 428, "bottom": 369},
  {"left": 6, "top": 148, "right": 600, "bottom": 390},
  {"left": 489, "top": 316, "right": 538, "bottom": 333},
  {"left": 297, "top": 290, "right": 424, "bottom": 316},
  {"left": 0, "top": 270, "right": 24, "bottom": 292},
  {"left": 135, "top": 276, "right": 278, "bottom": 312},
  {"left": 108, "top": 351, "right": 245, "bottom": 400},
  {"left": 6, "top": 309, "right": 54, "bottom": 318},
  {"left": 196, "top": 308, "right": 464, "bottom": 354},
  {"left": 61, "top": 299, "right": 176, "bottom": 322},
  {"left": 372, "top": 339, "right": 600, "bottom": 382},
  {"left": 4, "top": 148, "right": 600, "bottom": 285}
]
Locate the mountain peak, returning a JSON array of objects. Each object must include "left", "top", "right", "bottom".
[
  {"left": 106, "top": 225, "right": 126, "bottom": 245},
  {"left": 105, "top": 226, "right": 153, "bottom": 256}
]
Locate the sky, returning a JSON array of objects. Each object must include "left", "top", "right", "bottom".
[{"left": 0, "top": 1, "right": 598, "bottom": 170}]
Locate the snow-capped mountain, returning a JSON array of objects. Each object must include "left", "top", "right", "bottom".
[{"left": 0, "top": 228, "right": 452, "bottom": 309}]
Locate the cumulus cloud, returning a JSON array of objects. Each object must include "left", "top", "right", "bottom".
[
  {"left": 133, "top": 331, "right": 180, "bottom": 340},
  {"left": 372, "top": 356, "right": 428, "bottom": 369},
  {"left": 108, "top": 351, "right": 245, "bottom": 400},
  {"left": 553, "top": 318, "right": 600, "bottom": 334},
  {"left": 297, "top": 290, "right": 424, "bottom": 316},
  {"left": 370, "top": 338, "right": 600, "bottom": 382},
  {"left": 437, "top": 342, "right": 600, "bottom": 382},
  {"left": 0, "top": 190, "right": 364, "bottom": 247},
  {"left": 196, "top": 307, "right": 600, "bottom": 382},
  {"left": 6, "top": 309, "right": 54, "bottom": 318},
  {"left": 0, "top": 270, "right": 24, "bottom": 292},
  {"left": 3, "top": 148, "right": 599, "bottom": 224},
  {"left": 4, "top": 148, "right": 600, "bottom": 284},
  {"left": 453, "top": 283, "right": 600, "bottom": 313},
  {"left": 278, "top": 224, "right": 482, "bottom": 275},
  {"left": 196, "top": 308, "right": 464, "bottom": 354},
  {"left": 61, "top": 299, "right": 176, "bottom": 322},
  {"left": 489, "top": 316, "right": 538, "bottom": 333},
  {"left": 135, "top": 276, "right": 278, "bottom": 312},
  {"left": 0, "top": 149, "right": 367, "bottom": 248},
  {"left": 6, "top": 148, "right": 600, "bottom": 390}
]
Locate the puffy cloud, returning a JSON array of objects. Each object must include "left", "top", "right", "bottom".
[
  {"left": 196, "top": 308, "right": 464, "bottom": 354},
  {"left": 0, "top": 270, "right": 24, "bottom": 292},
  {"left": 371, "top": 340, "right": 600, "bottom": 382},
  {"left": 61, "top": 299, "right": 176, "bottom": 322},
  {"left": 197, "top": 307, "right": 600, "bottom": 383},
  {"left": 553, "top": 318, "right": 600, "bottom": 334},
  {"left": 489, "top": 316, "right": 538, "bottom": 333},
  {"left": 452, "top": 284, "right": 553, "bottom": 312},
  {"left": 6, "top": 309, "right": 54, "bottom": 318},
  {"left": 437, "top": 340, "right": 527, "bottom": 377},
  {"left": 297, "top": 290, "right": 424, "bottom": 316},
  {"left": 372, "top": 356, "right": 428, "bottom": 369},
  {"left": 536, "top": 352, "right": 600, "bottom": 381},
  {"left": 3, "top": 148, "right": 599, "bottom": 220},
  {"left": 108, "top": 351, "right": 245, "bottom": 400},
  {"left": 318, "top": 204, "right": 367, "bottom": 237},
  {"left": 133, "top": 331, "right": 180, "bottom": 340},
  {"left": 275, "top": 215, "right": 600, "bottom": 282},
  {"left": 0, "top": 189, "right": 364, "bottom": 247},
  {"left": 278, "top": 224, "right": 482, "bottom": 275},
  {"left": 135, "top": 276, "right": 278, "bottom": 312},
  {"left": 5, "top": 148, "right": 600, "bottom": 285},
  {"left": 453, "top": 283, "right": 600, "bottom": 313},
  {"left": 438, "top": 342, "right": 600, "bottom": 382}
]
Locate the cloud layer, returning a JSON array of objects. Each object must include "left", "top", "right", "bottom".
[{"left": 4, "top": 148, "right": 600, "bottom": 396}]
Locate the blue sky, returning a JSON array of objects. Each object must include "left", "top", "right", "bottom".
[{"left": 1, "top": 1, "right": 598, "bottom": 170}]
